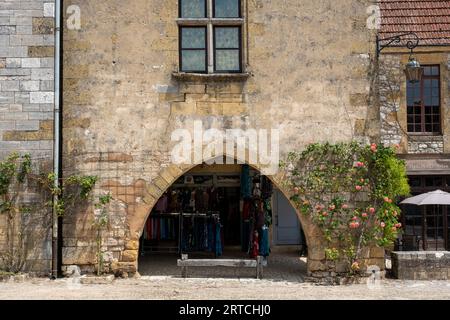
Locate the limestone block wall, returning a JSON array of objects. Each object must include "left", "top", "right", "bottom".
[
  {"left": 379, "top": 50, "right": 450, "bottom": 154},
  {"left": 391, "top": 251, "right": 450, "bottom": 280},
  {"left": 61, "top": 0, "right": 383, "bottom": 278},
  {"left": 0, "top": 0, "right": 55, "bottom": 275}
]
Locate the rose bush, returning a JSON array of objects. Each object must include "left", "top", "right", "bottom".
[{"left": 281, "top": 142, "right": 410, "bottom": 275}]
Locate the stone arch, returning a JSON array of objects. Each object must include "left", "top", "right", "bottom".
[{"left": 122, "top": 150, "right": 327, "bottom": 277}]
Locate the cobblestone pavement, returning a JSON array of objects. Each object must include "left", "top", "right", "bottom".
[
  {"left": 138, "top": 251, "right": 307, "bottom": 282},
  {"left": 1, "top": 251, "right": 450, "bottom": 300},
  {"left": 1, "top": 276, "right": 450, "bottom": 300}
]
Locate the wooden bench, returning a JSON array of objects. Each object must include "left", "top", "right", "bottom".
[{"left": 177, "top": 254, "right": 264, "bottom": 279}]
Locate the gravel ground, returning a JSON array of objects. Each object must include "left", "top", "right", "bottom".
[
  {"left": 1, "top": 276, "right": 450, "bottom": 300},
  {"left": 1, "top": 252, "right": 449, "bottom": 300}
]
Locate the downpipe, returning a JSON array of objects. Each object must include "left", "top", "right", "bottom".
[{"left": 51, "top": 0, "right": 62, "bottom": 279}]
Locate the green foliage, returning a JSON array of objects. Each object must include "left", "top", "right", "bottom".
[
  {"left": 0, "top": 153, "right": 33, "bottom": 273},
  {"left": 282, "top": 142, "right": 410, "bottom": 274},
  {"left": 93, "top": 193, "right": 113, "bottom": 276},
  {"left": 40, "top": 173, "right": 97, "bottom": 217}
]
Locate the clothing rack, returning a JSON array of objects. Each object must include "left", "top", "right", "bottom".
[
  {"left": 141, "top": 212, "right": 181, "bottom": 254},
  {"left": 180, "top": 212, "right": 222, "bottom": 256}
]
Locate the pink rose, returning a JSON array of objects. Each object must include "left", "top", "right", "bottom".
[
  {"left": 380, "top": 222, "right": 386, "bottom": 228},
  {"left": 352, "top": 216, "right": 358, "bottom": 221},
  {"left": 351, "top": 222, "right": 360, "bottom": 229},
  {"left": 391, "top": 226, "right": 397, "bottom": 232},
  {"left": 355, "top": 185, "right": 362, "bottom": 191},
  {"left": 322, "top": 212, "right": 328, "bottom": 217},
  {"left": 329, "top": 205, "right": 336, "bottom": 210},
  {"left": 369, "top": 207, "right": 375, "bottom": 214},
  {"left": 370, "top": 143, "right": 377, "bottom": 152},
  {"left": 342, "top": 204, "right": 349, "bottom": 209},
  {"left": 362, "top": 213, "right": 368, "bottom": 218},
  {"left": 293, "top": 187, "right": 299, "bottom": 194},
  {"left": 395, "top": 223, "right": 402, "bottom": 228},
  {"left": 393, "top": 211, "right": 398, "bottom": 217}
]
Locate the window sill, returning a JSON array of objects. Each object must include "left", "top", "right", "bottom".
[
  {"left": 172, "top": 72, "right": 251, "bottom": 82},
  {"left": 407, "top": 134, "right": 443, "bottom": 141}
]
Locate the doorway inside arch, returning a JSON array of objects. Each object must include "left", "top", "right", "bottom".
[{"left": 138, "top": 162, "right": 307, "bottom": 281}]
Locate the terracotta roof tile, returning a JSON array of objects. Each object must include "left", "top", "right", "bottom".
[{"left": 379, "top": 0, "right": 450, "bottom": 46}]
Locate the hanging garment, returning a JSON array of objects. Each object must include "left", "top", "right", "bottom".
[
  {"left": 240, "top": 165, "right": 252, "bottom": 199},
  {"left": 241, "top": 219, "right": 251, "bottom": 252},
  {"left": 261, "top": 176, "right": 273, "bottom": 199},
  {"left": 155, "top": 194, "right": 168, "bottom": 213},
  {"left": 250, "top": 230, "right": 259, "bottom": 258},
  {"left": 255, "top": 199, "right": 265, "bottom": 229},
  {"left": 242, "top": 200, "right": 252, "bottom": 220},
  {"left": 209, "top": 187, "right": 218, "bottom": 210},
  {"left": 215, "top": 223, "right": 223, "bottom": 257},
  {"left": 259, "top": 226, "right": 270, "bottom": 257}
]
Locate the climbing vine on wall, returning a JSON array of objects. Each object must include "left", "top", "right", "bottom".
[
  {"left": 0, "top": 153, "right": 34, "bottom": 273},
  {"left": 38, "top": 172, "right": 98, "bottom": 217},
  {"left": 281, "top": 142, "right": 410, "bottom": 274},
  {"left": 93, "top": 193, "right": 113, "bottom": 276},
  {"left": 0, "top": 152, "right": 98, "bottom": 273}
]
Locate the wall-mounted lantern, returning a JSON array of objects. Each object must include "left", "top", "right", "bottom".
[{"left": 376, "top": 32, "right": 423, "bottom": 83}]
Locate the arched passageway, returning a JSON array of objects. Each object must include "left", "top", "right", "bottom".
[{"left": 136, "top": 161, "right": 308, "bottom": 281}]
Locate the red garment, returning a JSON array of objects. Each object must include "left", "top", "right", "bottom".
[
  {"left": 250, "top": 231, "right": 259, "bottom": 258},
  {"left": 242, "top": 200, "right": 251, "bottom": 220}
]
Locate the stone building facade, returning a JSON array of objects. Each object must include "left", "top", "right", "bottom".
[
  {"left": 8, "top": 0, "right": 446, "bottom": 279},
  {"left": 60, "top": 0, "right": 383, "bottom": 280},
  {"left": 0, "top": 0, "right": 55, "bottom": 274},
  {"left": 378, "top": 0, "right": 450, "bottom": 251}
]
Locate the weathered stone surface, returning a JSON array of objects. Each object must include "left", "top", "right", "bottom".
[
  {"left": 121, "top": 250, "right": 138, "bottom": 262},
  {"left": 392, "top": 251, "right": 450, "bottom": 280},
  {"left": 28, "top": 46, "right": 54, "bottom": 57},
  {"left": 32, "top": 18, "right": 55, "bottom": 35}
]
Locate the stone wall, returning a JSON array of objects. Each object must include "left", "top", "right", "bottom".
[
  {"left": 61, "top": 0, "right": 382, "bottom": 278},
  {"left": 379, "top": 50, "right": 450, "bottom": 154},
  {"left": 0, "top": 0, "right": 55, "bottom": 275},
  {"left": 391, "top": 251, "right": 450, "bottom": 280}
]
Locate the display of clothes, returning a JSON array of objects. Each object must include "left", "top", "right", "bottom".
[
  {"left": 142, "top": 214, "right": 178, "bottom": 241},
  {"left": 181, "top": 214, "right": 223, "bottom": 256},
  {"left": 142, "top": 167, "right": 274, "bottom": 259},
  {"left": 241, "top": 166, "right": 274, "bottom": 259}
]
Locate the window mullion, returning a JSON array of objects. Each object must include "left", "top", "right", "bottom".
[
  {"left": 207, "top": 0, "right": 214, "bottom": 73},
  {"left": 208, "top": 23, "right": 214, "bottom": 73}
]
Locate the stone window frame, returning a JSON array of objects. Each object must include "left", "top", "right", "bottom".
[
  {"left": 406, "top": 65, "right": 442, "bottom": 135},
  {"left": 176, "top": 0, "right": 249, "bottom": 78}
]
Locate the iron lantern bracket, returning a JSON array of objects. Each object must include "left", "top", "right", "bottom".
[{"left": 376, "top": 32, "right": 420, "bottom": 58}]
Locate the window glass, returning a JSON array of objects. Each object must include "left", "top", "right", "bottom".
[
  {"left": 180, "top": 27, "right": 206, "bottom": 72},
  {"left": 216, "top": 50, "right": 240, "bottom": 71},
  {"left": 431, "top": 66, "right": 439, "bottom": 76},
  {"left": 215, "top": 27, "right": 239, "bottom": 48},
  {"left": 181, "top": 27, "right": 206, "bottom": 49},
  {"left": 214, "top": 0, "right": 240, "bottom": 18},
  {"left": 181, "top": 50, "right": 206, "bottom": 71},
  {"left": 214, "top": 27, "right": 240, "bottom": 71},
  {"left": 180, "top": 0, "right": 206, "bottom": 18}
]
